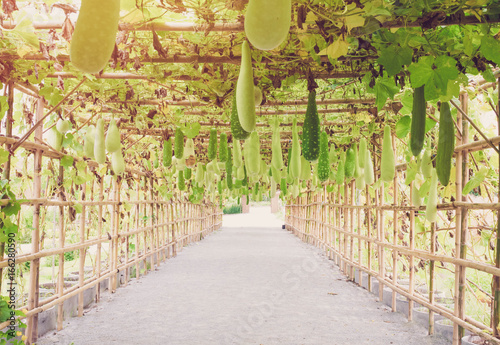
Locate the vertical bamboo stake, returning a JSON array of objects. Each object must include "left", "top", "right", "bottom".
[
  {"left": 0, "top": 82, "right": 14, "bottom": 290},
  {"left": 429, "top": 222, "right": 436, "bottom": 335},
  {"left": 149, "top": 178, "right": 156, "bottom": 269},
  {"left": 492, "top": 77, "right": 500, "bottom": 339},
  {"left": 357, "top": 187, "right": 362, "bottom": 283},
  {"left": 350, "top": 180, "right": 355, "bottom": 279},
  {"left": 135, "top": 177, "right": 140, "bottom": 279},
  {"left": 392, "top": 151, "right": 399, "bottom": 313},
  {"left": 96, "top": 175, "right": 104, "bottom": 300},
  {"left": 453, "top": 94, "right": 466, "bottom": 344},
  {"left": 56, "top": 164, "right": 65, "bottom": 330},
  {"left": 378, "top": 181, "right": 385, "bottom": 302},
  {"left": 171, "top": 201, "right": 177, "bottom": 257},
  {"left": 343, "top": 183, "right": 348, "bottom": 273},
  {"left": 124, "top": 181, "right": 131, "bottom": 286},
  {"left": 408, "top": 181, "right": 415, "bottom": 321},
  {"left": 366, "top": 184, "right": 372, "bottom": 293},
  {"left": 78, "top": 167, "right": 87, "bottom": 317},
  {"left": 111, "top": 178, "right": 121, "bottom": 292},
  {"left": 26, "top": 98, "right": 44, "bottom": 344}
]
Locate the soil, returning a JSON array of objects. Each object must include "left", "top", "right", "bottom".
[{"left": 37, "top": 206, "right": 450, "bottom": 345}]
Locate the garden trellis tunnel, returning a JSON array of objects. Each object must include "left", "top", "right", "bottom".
[{"left": 0, "top": 0, "right": 500, "bottom": 344}]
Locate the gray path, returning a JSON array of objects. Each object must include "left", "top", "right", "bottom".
[{"left": 38, "top": 207, "right": 449, "bottom": 345}]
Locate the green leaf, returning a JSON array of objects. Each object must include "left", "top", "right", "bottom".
[
  {"left": 73, "top": 203, "right": 83, "bottom": 214},
  {"left": 373, "top": 76, "right": 400, "bottom": 111},
  {"left": 480, "top": 35, "right": 500, "bottom": 65},
  {"left": 408, "top": 56, "right": 434, "bottom": 89},
  {"left": 3, "top": 202, "right": 21, "bottom": 217},
  {"left": 377, "top": 45, "right": 412, "bottom": 76},
  {"left": 0, "top": 148, "right": 9, "bottom": 165},
  {"left": 183, "top": 123, "right": 201, "bottom": 139},
  {"left": 463, "top": 167, "right": 489, "bottom": 195},
  {"left": 60, "top": 155, "right": 74, "bottom": 167},
  {"left": 395, "top": 116, "right": 411, "bottom": 138},
  {"left": 425, "top": 117, "right": 437, "bottom": 133},
  {"left": 0, "top": 96, "right": 8, "bottom": 122},
  {"left": 74, "top": 175, "right": 86, "bottom": 185}
]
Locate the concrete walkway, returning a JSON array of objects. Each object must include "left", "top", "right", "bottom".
[{"left": 38, "top": 207, "right": 448, "bottom": 345}]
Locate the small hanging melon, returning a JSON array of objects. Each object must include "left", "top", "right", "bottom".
[
  {"left": 105, "top": 119, "right": 121, "bottom": 153},
  {"left": 83, "top": 125, "right": 95, "bottom": 159},
  {"left": 94, "top": 118, "right": 106, "bottom": 164},
  {"left": 111, "top": 150, "right": 125, "bottom": 176}
]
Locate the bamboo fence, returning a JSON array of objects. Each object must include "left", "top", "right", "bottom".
[
  {"left": 285, "top": 91, "right": 500, "bottom": 345},
  {"left": 0, "top": 88, "right": 223, "bottom": 344}
]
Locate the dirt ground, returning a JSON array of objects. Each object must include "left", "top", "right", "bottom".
[{"left": 37, "top": 206, "right": 449, "bottom": 345}]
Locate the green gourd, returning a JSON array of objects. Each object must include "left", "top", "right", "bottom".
[
  {"left": 344, "top": 147, "right": 355, "bottom": 180},
  {"left": 105, "top": 119, "right": 121, "bottom": 153},
  {"left": 174, "top": 126, "right": 184, "bottom": 159},
  {"left": 83, "top": 125, "right": 95, "bottom": 159},
  {"left": 163, "top": 139, "right": 172, "bottom": 167},
  {"left": 425, "top": 168, "right": 438, "bottom": 223},
  {"left": 50, "top": 127, "right": 63, "bottom": 151},
  {"left": 271, "top": 127, "right": 284, "bottom": 171},
  {"left": 290, "top": 118, "right": 301, "bottom": 179},
  {"left": 153, "top": 151, "right": 159, "bottom": 169},
  {"left": 111, "top": 150, "right": 125, "bottom": 176},
  {"left": 254, "top": 86, "right": 263, "bottom": 106},
  {"left": 184, "top": 138, "right": 195, "bottom": 167},
  {"left": 184, "top": 168, "right": 192, "bottom": 180},
  {"left": 364, "top": 149, "right": 375, "bottom": 185},
  {"left": 244, "top": 131, "right": 260, "bottom": 176},
  {"left": 56, "top": 119, "right": 71, "bottom": 134},
  {"left": 317, "top": 131, "right": 330, "bottom": 182},
  {"left": 94, "top": 118, "right": 106, "bottom": 164},
  {"left": 421, "top": 141, "right": 432, "bottom": 179},
  {"left": 226, "top": 147, "right": 233, "bottom": 190},
  {"left": 195, "top": 164, "right": 205, "bottom": 184},
  {"left": 299, "top": 156, "right": 310, "bottom": 181},
  {"left": 177, "top": 170, "right": 185, "bottom": 191},
  {"left": 410, "top": 85, "right": 427, "bottom": 156},
  {"left": 354, "top": 144, "right": 365, "bottom": 190},
  {"left": 230, "top": 92, "right": 251, "bottom": 140},
  {"left": 436, "top": 101, "right": 455, "bottom": 186},
  {"left": 358, "top": 137, "right": 367, "bottom": 169},
  {"left": 336, "top": 153, "right": 345, "bottom": 185},
  {"left": 237, "top": 165, "right": 245, "bottom": 180},
  {"left": 233, "top": 140, "right": 243, "bottom": 168},
  {"left": 380, "top": 125, "right": 395, "bottom": 182},
  {"left": 219, "top": 133, "right": 228, "bottom": 162},
  {"left": 70, "top": 0, "right": 120, "bottom": 73},
  {"left": 236, "top": 41, "right": 256, "bottom": 132},
  {"left": 411, "top": 183, "right": 421, "bottom": 208},
  {"left": 208, "top": 128, "right": 218, "bottom": 161},
  {"left": 280, "top": 177, "right": 287, "bottom": 196},
  {"left": 302, "top": 90, "right": 320, "bottom": 162},
  {"left": 244, "top": 0, "right": 291, "bottom": 51}
]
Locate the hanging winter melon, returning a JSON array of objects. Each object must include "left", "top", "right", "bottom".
[
  {"left": 425, "top": 168, "right": 438, "bottom": 223},
  {"left": 184, "top": 138, "right": 196, "bottom": 167},
  {"left": 271, "top": 127, "right": 284, "bottom": 171},
  {"left": 111, "top": 150, "right": 125, "bottom": 176},
  {"left": 50, "top": 127, "right": 63, "bottom": 151},
  {"left": 236, "top": 41, "right": 256, "bottom": 132},
  {"left": 344, "top": 147, "right": 355, "bottom": 180},
  {"left": 70, "top": 0, "right": 120, "bottom": 73},
  {"left": 364, "top": 149, "right": 375, "bottom": 185},
  {"left": 105, "top": 119, "right": 121, "bottom": 153},
  {"left": 231, "top": 92, "right": 251, "bottom": 140},
  {"left": 163, "top": 138, "right": 172, "bottom": 167},
  {"left": 244, "top": 0, "right": 291, "bottom": 51},
  {"left": 380, "top": 125, "right": 395, "bottom": 182},
  {"left": 94, "top": 118, "right": 106, "bottom": 164},
  {"left": 83, "top": 125, "right": 95, "bottom": 159},
  {"left": 299, "top": 155, "right": 310, "bottom": 181},
  {"left": 56, "top": 119, "right": 71, "bottom": 134},
  {"left": 254, "top": 86, "right": 263, "bottom": 106},
  {"left": 226, "top": 147, "right": 233, "bottom": 190},
  {"left": 244, "top": 131, "right": 260, "bottom": 176}
]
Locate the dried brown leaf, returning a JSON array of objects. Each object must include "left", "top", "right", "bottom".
[
  {"left": 61, "top": 16, "right": 74, "bottom": 42},
  {"left": 2, "top": 0, "right": 18, "bottom": 17},
  {"left": 52, "top": 3, "right": 78, "bottom": 14},
  {"left": 152, "top": 30, "right": 168, "bottom": 58}
]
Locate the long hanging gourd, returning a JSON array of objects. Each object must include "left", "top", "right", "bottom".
[
  {"left": 299, "top": 155, "right": 310, "bottom": 181},
  {"left": 174, "top": 126, "right": 184, "bottom": 159},
  {"left": 364, "top": 149, "right": 375, "bottom": 185},
  {"left": 244, "top": 131, "right": 260, "bottom": 176},
  {"left": 354, "top": 144, "right": 365, "bottom": 190},
  {"left": 233, "top": 140, "right": 243, "bottom": 168},
  {"left": 83, "top": 125, "right": 95, "bottom": 159},
  {"left": 244, "top": 0, "right": 291, "bottom": 51},
  {"left": 184, "top": 138, "right": 196, "bottom": 167},
  {"left": 50, "top": 127, "right": 63, "bottom": 151},
  {"left": 231, "top": 92, "right": 251, "bottom": 140},
  {"left": 111, "top": 150, "right": 125, "bottom": 176},
  {"left": 219, "top": 133, "right": 228, "bottom": 162},
  {"left": 177, "top": 170, "right": 186, "bottom": 191},
  {"left": 162, "top": 139, "right": 172, "bottom": 167},
  {"left": 236, "top": 41, "right": 256, "bottom": 132},
  {"left": 380, "top": 125, "right": 395, "bottom": 182},
  {"left": 317, "top": 131, "right": 330, "bottom": 182},
  {"left": 105, "top": 119, "right": 121, "bottom": 153},
  {"left": 70, "top": 0, "right": 120, "bottom": 73},
  {"left": 271, "top": 127, "right": 284, "bottom": 171},
  {"left": 425, "top": 168, "right": 438, "bottom": 223},
  {"left": 94, "top": 118, "right": 106, "bottom": 164},
  {"left": 208, "top": 128, "right": 218, "bottom": 161},
  {"left": 436, "top": 102, "right": 455, "bottom": 186},
  {"left": 410, "top": 85, "right": 427, "bottom": 156},
  {"left": 344, "top": 147, "right": 355, "bottom": 180},
  {"left": 226, "top": 148, "right": 233, "bottom": 190},
  {"left": 302, "top": 90, "right": 320, "bottom": 162},
  {"left": 411, "top": 183, "right": 421, "bottom": 208},
  {"left": 358, "top": 137, "right": 367, "bottom": 169},
  {"left": 421, "top": 141, "right": 433, "bottom": 179},
  {"left": 290, "top": 118, "right": 301, "bottom": 179},
  {"left": 184, "top": 168, "right": 192, "bottom": 180},
  {"left": 336, "top": 153, "right": 345, "bottom": 185}
]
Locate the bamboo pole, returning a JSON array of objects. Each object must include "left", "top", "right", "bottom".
[
  {"left": 135, "top": 178, "right": 141, "bottom": 278},
  {"left": 366, "top": 183, "right": 372, "bottom": 292},
  {"left": 392, "top": 165, "right": 399, "bottom": 313},
  {"left": 96, "top": 175, "right": 104, "bottom": 301},
  {"left": 78, "top": 167, "right": 87, "bottom": 317},
  {"left": 429, "top": 222, "right": 436, "bottom": 335},
  {"left": 26, "top": 98, "right": 44, "bottom": 344},
  {"left": 492, "top": 78, "right": 500, "bottom": 338},
  {"left": 350, "top": 180, "right": 355, "bottom": 279},
  {"left": 56, "top": 163, "right": 65, "bottom": 330},
  {"left": 378, "top": 178, "right": 385, "bottom": 302},
  {"left": 409, "top": 181, "right": 416, "bottom": 321}
]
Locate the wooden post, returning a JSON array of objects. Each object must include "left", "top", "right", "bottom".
[
  {"left": 350, "top": 180, "right": 355, "bottom": 279},
  {"left": 366, "top": 184, "right": 372, "bottom": 293},
  {"left": 56, "top": 164, "right": 65, "bottom": 330},
  {"left": 78, "top": 167, "right": 87, "bottom": 317},
  {"left": 26, "top": 98, "right": 44, "bottom": 344},
  {"left": 111, "top": 178, "right": 121, "bottom": 292},
  {"left": 429, "top": 222, "right": 436, "bottom": 335},
  {"left": 378, "top": 181, "right": 385, "bottom": 302},
  {"left": 135, "top": 177, "right": 140, "bottom": 278},
  {"left": 171, "top": 201, "right": 177, "bottom": 257},
  {"left": 392, "top": 136, "right": 399, "bottom": 313},
  {"left": 408, "top": 181, "right": 416, "bottom": 321}
]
